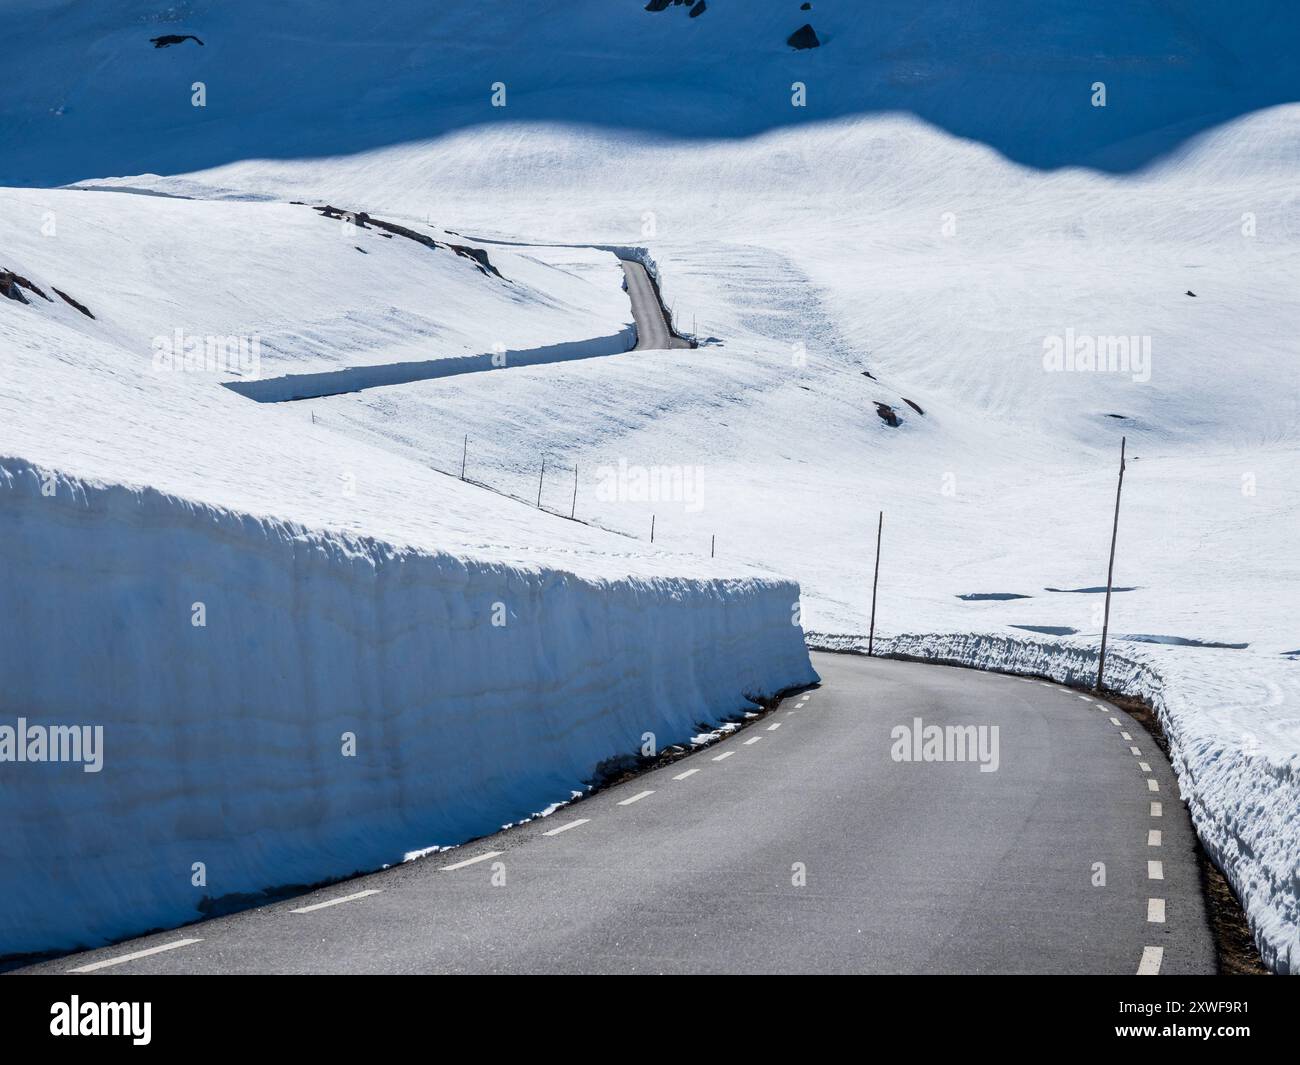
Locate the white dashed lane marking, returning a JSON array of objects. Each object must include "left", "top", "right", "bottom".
[
  {"left": 68, "top": 938, "right": 203, "bottom": 973},
  {"left": 712, "top": 751, "right": 735, "bottom": 762},
  {"left": 542, "top": 818, "right": 590, "bottom": 837},
  {"left": 1147, "top": 899, "right": 1167, "bottom": 924},
  {"left": 441, "top": 850, "right": 502, "bottom": 871},
  {"left": 617, "top": 790, "right": 654, "bottom": 806},
  {"left": 1129, "top": 746, "right": 1142, "bottom": 755},
  {"left": 1148, "top": 829, "right": 1162, "bottom": 847},
  {"left": 291, "top": 889, "right": 381, "bottom": 914},
  {"left": 744, "top": 737, "right": 762, "bottom": 746},
  {"left": 1137, "top": 946, "right": 1164, "bottom": 975},
  {"left": 1147, "top": 779, "right": 1160, "bottom": 792},
  {"left": 1148, "top": 860, "right": 1164, "bottom": 880},
  {"left": 673, "top": 768, "right": 699, "bottom": 781},
  {"left": 1139, "top": 761, "right": 1151, "bottom": 773},
  {"left": 1110, "top": 717, "right": 1122, "bottom": 726},
  {"left": 1121, "top": 731, "right": 1132, "bottom": 740},
  {"left": 767, "top": 722, "right": 781, "bottom": 731},
  {"left": 1151, "top": 802, "right": 1163, "bottom": 817}
]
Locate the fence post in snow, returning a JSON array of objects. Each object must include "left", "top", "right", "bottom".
[
  {"left": 711, "top": 533, "right": 715, "bottom": 558},
  {"left": 1096, "top": 436, "right": 1127, "bottom": 692},
  {"left": 868, "top": 511, "right": 883, "bottom": 656},
  {"left": 537, "top": 456, "right": 546, "bottom": 508},
  {"left": 651, "top": 514, "right": 655, "bottom": 543},
  {"left": 571, "top": 466, "right": 578, "bottom": 519},
  {"left": 460, "top": 434, "right": 467, "bottom": 480}
]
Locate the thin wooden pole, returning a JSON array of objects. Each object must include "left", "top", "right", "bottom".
[
  {"left": 710, "top": 533, "right": 715, "bottom": 558},
  {"left": 868, "top": 511, "right": 883, "bottom": 656},
  {"left": 1097, "top": 437, "right": 1127, "bottom": 692},
  {"left": 570, "top": 466, "right": 578, "bottom": 519},
  {"left": 536, "top": 456, "right": 546, "bottom": 508},
  {"left": 651, "top": 514, "right": 656, "bottom": 543},
  {"left": 460, "top": 434, "right": 467, "bottom": 480}
]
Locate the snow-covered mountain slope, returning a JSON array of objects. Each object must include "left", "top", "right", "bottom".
[
  {"left": 0, "top": 185, "right": 817, "bottom": 957},
  {"left": 1, "top": 0, "right": 1298, "bottom": 969}
]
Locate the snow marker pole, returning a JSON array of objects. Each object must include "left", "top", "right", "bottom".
[
  {"left": 537, "top": 456, "right": 546, "bottom": 508},
  {"left": 651, "top": 514, "right": 655, "bottom": 543},
  {"left": 868, "top": 510, "right": 883, "bottom": 656},
  {"left": 571, "top": 466, "right": 578, "bottom": 519},
  {"left": 460, "top": 434, "right": 467, "bottom": 480},
  {"left": 1097, "top": 436, "right": 1127, "bottom": 692}
]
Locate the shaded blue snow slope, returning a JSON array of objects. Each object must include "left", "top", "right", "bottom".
[{"left": 2, "top": 0, "right": 1298, "bottom": 185}]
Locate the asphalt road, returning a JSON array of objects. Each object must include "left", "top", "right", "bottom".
[
  {"left": 621, "top": 259, "right": 693, "bottom": 350},
  {"left": 15, "top": 653, "right": 1215, "bottom": 975}
]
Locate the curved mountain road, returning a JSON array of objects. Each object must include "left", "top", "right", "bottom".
[
  {"left": 621, "top": 259, "right": 692, "bottom": 350},
  {"left": 16, "top": 652, "right": 1214, "bottom": 975}
]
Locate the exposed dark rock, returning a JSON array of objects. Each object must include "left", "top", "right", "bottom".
[
  {"left": 874, "top": 402, "right": 901, "bottom": 427},
  {"left": 801, "top": 2, "right": 812, "bottom": 9},
  {"left": 150, "top": 34, "right": 204, "bottom": 48},
  {"left": 788, "top": 23, "right": 820, "bottom": 49},
  {"left": 860, "top": 369, "right": 876, "bottom": 380},
  {"left": 0, "top": 270, "right": 51, "bottom": 304},
  {"left": 1185, "top": 289, "right": 1197, "bottom": 297},
  {"left": 0, "top": 275, "right": 29, "bottom": 304},
  {"left": 311, "top": 204, "right": 506, "bottom": 279},
  {"left": 901, "top": 397, "right": 925, "bottom": 415},
  {"left": 689, "top": 0, "right": 706, "bottom": 16},
  {"left": 52, "top": 287, "right": 94, "bottom": 318},
  {"left": 957, "top": 592, "right": 1032, "bottom": 601},
  {"left": 645, "top": 0, "right": 672, "bottom": 10}
]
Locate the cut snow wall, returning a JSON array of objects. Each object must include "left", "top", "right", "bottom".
[
  {"left": 0, "top": 458, "right": 817, "bottom": 958},
  {"left": 808, "top": 630, "right": 1300, "bottom": 975}
]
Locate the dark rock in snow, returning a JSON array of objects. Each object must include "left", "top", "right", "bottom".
[
  {"left": 801, "top": 2, "right": 812, "bottom": 9},
  {"left": 0, "top": 274, "right": 30, "bottom": 304},
  {"left": 0, "top": 270, "right": 51, "bottom": 304},
  {"left": 150, "top": 34, "right": 204, "bottom": 48},
  {"left": 53, "top": 287, "right": 94, "bottom": 318},
  {"left": 874, "top": 402, "right": 901, "bottom": 427},
  {"left": 788, "top": 24, "right": 821, "bottom": 49},
  {"left": 1185, "top": 289, "right": 1197, "bottom": 297},
  {"left": 645, "top": 0, "right": 672, "bottom": 10},
  {"left": 689, "top": 1, "right": 706, "bottom": 16},
  {"left": 312, "top": 203, "right": 507, "bottom": 279},
  {"left": 901, "top": 397, "right": 925, "bottom": 415}
]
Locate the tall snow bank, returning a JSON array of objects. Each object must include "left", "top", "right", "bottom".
[
  {"left": 0, "top": 458, "right": 816, "bottom": 958},
  {"left": 808, "top": 630, "right": 1300, "bottom": 975}
]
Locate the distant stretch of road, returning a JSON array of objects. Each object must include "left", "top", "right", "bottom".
[
  {"left": 621, "top": 259, "right": 692, "bottom": 350},
  {"left": 17, "top": 653, "right": 1214, "bottom": 975}
]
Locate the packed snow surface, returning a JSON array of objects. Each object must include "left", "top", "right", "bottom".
[{"left": 1, "top": 0, "right": 1298, "bottom": 969}]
